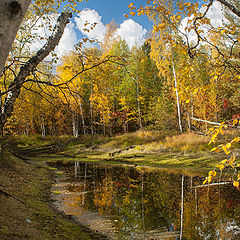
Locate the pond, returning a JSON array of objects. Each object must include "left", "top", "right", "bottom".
[{"left": 49, "top": 161, "right": 240, "bottom": 240}]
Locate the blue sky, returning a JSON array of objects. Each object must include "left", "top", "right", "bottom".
[
  {"left": 78, "top": 0, "right": 152, "bottom": 31},
  {"left": 29, "top": 0, "right": 153, "bottom": 56},
  {"left": 55, "top": 0, "right": 152, "bottom": 51},
  {"left": 30, "top": 0, "right": 225, "bottom": 58},
  {"left": 70, "top": 0, "right": 152, "bottom": 49}
]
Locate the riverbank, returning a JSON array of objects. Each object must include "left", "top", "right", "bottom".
[
  {"left": 0, "top": 151, "right": 108, "bottom": 240},
  {"left": 0, "top": 130, "right": 238, "bottom": 239},
  {"left": 14, "top": 131, "right": 230, "bottom": 171}
]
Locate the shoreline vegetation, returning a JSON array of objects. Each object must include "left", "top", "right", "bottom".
[{"left": 0, "top": 130, "right": 239, "bottom": 239}]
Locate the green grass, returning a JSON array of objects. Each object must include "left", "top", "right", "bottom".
[
  {"left": 8, "top": 130, "right": 239, "bottom": 172},
  {"left": 1, "top": 130, "right": 238, "bottom": 239},
  {"left": 0, "top": 152, "right": 107, "bottom": 240}
]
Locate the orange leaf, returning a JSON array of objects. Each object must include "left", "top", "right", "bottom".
[{"left": 233, "top": 181, "right": 239, "bottom": 188}]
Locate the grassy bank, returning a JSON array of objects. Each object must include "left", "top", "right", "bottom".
[
  {"left": 0, "top": 151, "right": 107, "bottom": 240},
  {"left": 12, "top": 130, "right": 235, "bottom": 170},
  {"left": 0, "top": 130, "right": 238, "bottom": 239}
]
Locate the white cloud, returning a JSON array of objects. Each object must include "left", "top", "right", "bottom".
[
  {"left": 75, "top": 9, "right": 107, "bottom": 42},
  {"left": 24, "top": 14, "right": 77, "bottom": 58},
  {"left": 19, "top": 9, "right": 147, "bottom": 60},
  {"left": 56, "top": 22, "right": 77, "bottom": 56},
  {"left": 202, "top": 1, "right": 225, "bottom": 27},
  {"left": 179, "top": 1, "right": 226, "bottom": 45},
  {"left": 116, "top": 19, "right": 147, "bottom": 48},
  {"left": 74, "top": 9, "right": 147, "bottom": 48}
]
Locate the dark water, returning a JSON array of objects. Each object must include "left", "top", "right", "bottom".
[{"left": 49, "top": 161, "right": 240, "bottom": 240}]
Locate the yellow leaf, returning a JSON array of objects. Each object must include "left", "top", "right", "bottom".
[
  {"left": 232, "top": 137, "right": 240, "bottom": 143},
  {"left": 237, "top": 174, "right": 240, "bottom": 181},
  {"left": 211, "top": 147, "right": 218, "bottom": 152},
  {"left": 209, "top": 170, "right": 216, "bottom": 177},
  {"left": 221, "top": 29, "right": 226, "bottom": 34},
  {"left": 233, "top": 119, "right": 238, "bottom": 126},
  {"left": 217, "top": 164, "right": 224, "bottom": 171},
  {"left": 229, "top": 162, "right": 235, "bottom": 169},
  {"left": 230, "top": 156, "right": 236, "bottom": 162},
  {"left": 203, "top": 178, "right": 208, "bottom": 185},
  {"left": 220, "top": 128, "right": 224, "bottom": 135},
  {"left": 226, "top": 143, "right": 231, "bottom": 149},
  {"left": 193, "top": 89, "right": 198, "bottom": 95},
  {"left": 128, "top": 3, "right": 134, "bottom": 8},
  {"left": 185, "top": 99, "right": 190, "bottom": 103},
  {"left": 233, "top": 181, "right": 239, "bottom": 188},
  {"left": 222, "top": 145, "right": 231, "bottom": 155},
  {"left": 221, "top": 159, "right": 228, "bottom": 164},
  {"left": 124, "top": 14, "right": 129, "bottom": 18},
  {"left": 208, "top": 176, "right": 212, "bottom": 183}
]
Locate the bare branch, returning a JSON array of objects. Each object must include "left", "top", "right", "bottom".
[
  {"left": 217, "top": 0, "right": 240, "bottom": 18},
  {"left": 188, "top": 0, "right": 214, "bottom": 54},
  {"left": 0, "top": 11, "right": 72, "bottom": 128}
]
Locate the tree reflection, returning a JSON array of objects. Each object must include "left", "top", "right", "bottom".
[
  {"left": 183, "top": 180, "right": 240, "bottom": 240},
  {"left": 49, "top": 161, "right": 240, "bottom": 239},
  {"left": 94, "top": 175, "right": 114, "bottom": 214}
]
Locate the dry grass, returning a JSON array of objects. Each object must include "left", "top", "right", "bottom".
[
  {"left": 101, "top": 131, "right": 211, "bottom": 155},
  {"left": 101, "top": 129, "right": 176, "bottom": 151},
  {"left": 163, "top": 132, "right": 211, "bottom": 152}
]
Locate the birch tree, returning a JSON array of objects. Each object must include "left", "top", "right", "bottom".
[
  {"left": 0, "top": 11, "right": 72, "bottom": 132},
  {"left": 0, "top": 0, "right": 32, "bottom": 77}
]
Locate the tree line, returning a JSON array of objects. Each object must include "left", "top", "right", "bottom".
[{"left": 0, "top": 0, "right": 239, "bottom": 137}]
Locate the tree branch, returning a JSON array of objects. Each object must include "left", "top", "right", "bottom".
[
  {"left": 217, "top": 0, "right": 240, "bottom": 18},
  {"left": 0, "top": 11, "right": 72, "bottom": 127}
]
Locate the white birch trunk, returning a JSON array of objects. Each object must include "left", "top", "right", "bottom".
[
  {"left": 41, "top": 115, "right": 45, "bottom": 138},
  {"left": 0, "top": 0, "right": 32, "bottom": 76},
  {"left": 0, "top": 12, "right": 72, "bottom": 129},
  {"left": 136, "top": 79, "right": 143, "bottom": 129},
  {"left": 78, "top": 97, "right": 86, "bottom": 135},
  {"left": 72, "top": 113, "right": 78, "bottom": 138},
  {"left": 90, "top": 74, "right": 94, "bottom": 135},
  {"left": 172, "top": 60, "right": 183, "bottom": 133}
]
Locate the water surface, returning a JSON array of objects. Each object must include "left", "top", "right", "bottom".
[{"left": 49, "top": 161, "right": 240, "bottom": 239}]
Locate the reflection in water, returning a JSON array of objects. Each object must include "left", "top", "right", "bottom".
[{"left": 49, "top": 161, "right": 240, "bottom": 239}]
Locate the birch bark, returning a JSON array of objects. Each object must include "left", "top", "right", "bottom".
[
  {"left": 172, "top": 59, "right": 183, "bottom": 133},
  {"left": 0, "top": 0, "right": 31, "bottom": 76},
  {"left": 0, "top": 11, "right": 72, "bottom": 130}
]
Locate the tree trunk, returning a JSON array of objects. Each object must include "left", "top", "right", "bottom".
[
  {"left": 89, "top": 75, "right": 94, "bottom": 135},
  {"left": 0, "top": 12, "right": 72, "bottom": 130},
  {"left": 172, "top": 59, "right": 183, "bottom": 133},
  {"left": 0, "top": 0, "right": 32, "bottom": 76},
  {"left": 72, "top": 112, "right": 78, "bottom": 138},
  {"left": 216, "top": 0, "right": 240, "bottom": 18},
  {"left": 103, "top": 114, "right": 106, "bottom": 135},
  {"left": 41, "top": 115, "right": 46, "bottom": 139},
  {"left": 78, "top": 97, "right": 86, "bottom": 134},
  {"left": 136, "top": 78, "right": 143, "bottom": 129}
]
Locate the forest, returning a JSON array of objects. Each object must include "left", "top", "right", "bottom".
[
  {"left": 0, "top": 0, "right": 239, "bottom": 139},
  {"left": 0, "top": 0, "right": 240, "bottom": 239}
]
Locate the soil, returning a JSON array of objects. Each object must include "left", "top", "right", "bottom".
[{"left": 0, "top": 151, "right": 108, "bottom": 240}]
